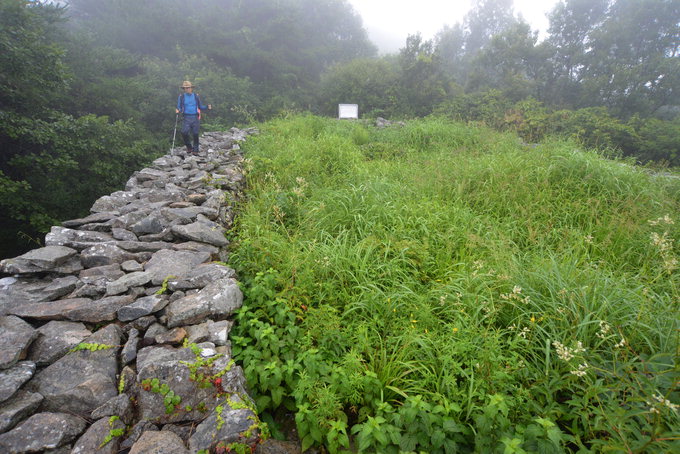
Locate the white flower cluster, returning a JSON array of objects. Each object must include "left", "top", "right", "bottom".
[
  {"left": 647, "top": 393, "right": 679, "bottom": 414},
  {"left": 552, "top": 340, "right": 586, "bottom": 362},
  {"left": 314, "top": 255, "right": 331, "bottom": 267},
  {"left": 648, "top": 214, "right": 674, "bottom": 226},
  {"left": 596, "top": 320, "right": 611, "bottom": 339},
  {"left": 501, "top": 286, "right": 530, "bottom": 304},
  {"left": 292, "top": 177, "right": 308, "bottom": 197},
  {"left": 649, "top": 215, "right": 678, "bottom": 273},
  {"left": 570, "top": 363, "right": 588, "bottom": 377}
]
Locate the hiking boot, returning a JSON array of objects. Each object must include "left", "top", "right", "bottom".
[{"left": 185, "top": 145, "right": 192, "bottom": 154}]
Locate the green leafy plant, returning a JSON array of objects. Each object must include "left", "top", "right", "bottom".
[
  {"left": 140, "top": 378, "right": 182, "bottom": 414},
  {"left": 99, "top": 416, "right": 125, "bottom": 448},
  {"left": 69, "top": 342, "right": 115, "bottom": 353},
  {"left": 155, "top": 275, "right": 176, "bottom": 295}
]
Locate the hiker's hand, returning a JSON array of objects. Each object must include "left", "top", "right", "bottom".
[
  {"left": 175, "top": 109, "right": 180, "bottom": 114},
  {"left": 208, "top": 104, "right": 212, "bottom": 110}
]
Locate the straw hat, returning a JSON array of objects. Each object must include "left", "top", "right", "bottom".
[{"left": 181, "top": 81, "right": 194, "bottom": 88}]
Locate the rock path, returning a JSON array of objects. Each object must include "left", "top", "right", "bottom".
[{"left": 0, "top": 129, "right": 296, "bottom": 453}]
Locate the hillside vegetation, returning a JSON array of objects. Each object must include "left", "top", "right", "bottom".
[{"left": 230, "top": 115, "right": 680, "bottom": 453}]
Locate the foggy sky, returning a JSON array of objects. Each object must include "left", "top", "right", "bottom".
[{"left": 348, "top": 0, "right": 559, "bottom": 53}]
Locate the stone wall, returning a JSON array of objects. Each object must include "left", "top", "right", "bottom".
[{"left": 0, "top": 130, "right": 283, "bottom": 453}]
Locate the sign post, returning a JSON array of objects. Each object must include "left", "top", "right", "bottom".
[{"left": 338, "top": 104, "right": 359, "bottom": 119}]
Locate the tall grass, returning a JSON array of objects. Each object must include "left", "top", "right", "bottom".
[{"left": 231, "top": 114, "right": 680, "bottom": 453}]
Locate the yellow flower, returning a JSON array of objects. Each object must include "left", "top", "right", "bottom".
[
  {"left": 530, "top": 316, "right": 536, "bottom": 323},
  {"left": 452, "top": 327, "right": 459, "bottom": 333}
]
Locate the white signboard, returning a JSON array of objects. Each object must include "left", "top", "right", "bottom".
[{"left": 338, "top": 104, "right": 359, "bottom": 119}]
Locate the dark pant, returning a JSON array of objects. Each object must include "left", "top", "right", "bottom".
[{"left": 181, "top": 115, "right": 200, "bottom": 152}]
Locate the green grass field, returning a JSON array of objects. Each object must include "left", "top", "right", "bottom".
[{"left": 229, "top": 114, "right": 679, "bottom": 453}]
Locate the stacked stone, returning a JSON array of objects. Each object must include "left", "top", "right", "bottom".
[{"left": 0, "top": 129, "right": 269, "bottom": 453}]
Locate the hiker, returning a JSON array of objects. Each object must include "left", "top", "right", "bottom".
[{"left": 176, "top": 80, "right": 211, "bottom": 154}]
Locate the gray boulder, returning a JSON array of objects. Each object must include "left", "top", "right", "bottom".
[
  {"left": 0, "top": 316, "right": 37, "bottom": 369},
  {"left": 129, "top": 430, "right": 188, "bottom": 454},
  {"left": 188, "top": 394, "right": 260, "bottom": 453},
  {"left": 90, "top": 191, "right": 136, "bottom": 213},
  {"left": 255, "top": 439, "right": 301, "bottom": 454},
  {"left": 165, "top": 278, "right": 242, "bottom": 328},
  {"left": 117, "top": 294, "right": 168, "bottom": 322},
  {"left": 112, "top": 228, "right": 138, "bottom": 241},
  {"left": 121, "top": 260, "right": 144, "bottom": 272},
  {"left": 0, "top": 246, "right": 78, "bottom": 274},
  {"left": 62, "top": 212, "right": 117, "bottom": 228},
  {"left": 80, "top": 244, "right": 135, "bottom": 268},
  {"left": 28, "top": 321, "right": 91, "bottom": 366},
  {"left": 144, "top": 249, "right": 211, "bottom": 285},
  {"left": 118, "top": 419, "right": 158, "bottom": 451},
  {"left": 106, "top": 271, "right": 152, "bottom": 295},
  {"left": 0, "top": 390, "right": 43, "bottom": 434},
  {"left": 0, "top": 362, "right": 36, "bottom": 403},
  {"left": 131, "top": 212, "right": 166, "bottom": 235},
  {"left": 121, "top": 328, "right": 140, "bottom": 365},
  {"left": 172, "top": 241, "right": 220, "bottom": 256},
  {"left": 136, "top": 345, "right": 247, "bottom": 424},
  {"left": 167, "top": 263, "right": 236, "bottom": 291},
  {"left": 71, "top": 416, "right": 126, "bottom": 454},
  {"left": 116, "top": 241, "right": 172, "bottom": 252},
  {"left": 0, "top": 412, "right": 86, "bottom": 453},
  {"left": 0, "top": 276, "right": 79, "bottom": 315},
  {"left": 45, "top": 226, "right": 113, "bottom": 251},
  {"left": 27, "top": 325, "right": 121, "bottom": 417},
  {"left": 171, "top": 221, "right": 228, "bottom": 247},
  {"left": 91, "top": 394, "right": 134, "bottom": 425},
  {"left": 8, "top": 295, "right": 134, "bottom": 323}
]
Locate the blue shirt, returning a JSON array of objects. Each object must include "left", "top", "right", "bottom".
[{"left": 177, "top": 93, "right": 207, "bottom": 115}]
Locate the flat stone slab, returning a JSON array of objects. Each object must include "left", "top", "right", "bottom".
[
  {"left": 117, "top": 295, "right": 168, "bottom": 322},
  {"left": 136, "top": 345, "right": 248, "bottom": 424},
  {"left": 0, "top": 412, "right": 87, "bottom": 453},
  {"left": 188, "top": 394, "right": 259, "bottom": 453},
  {"left": 129, "top": 430, "right": 189, "bottom": 454},
  {"left": 27, "top": 325, "right": 121, "bottom": 417},
  {"left": 185, "top": 320, "right": 233, "bottom": 346},
  {"left": 144, "top": 249, "right": 212, "bottom": 285},
  {"left": 121, "top": 329, "right": 140, "bottom": 365},
  {"left": 0, "top": 316, "right": 37, "bottom": 369},
  {"left": 106, "top": 271, "right": 152, "bottom": 295},
  {"left": 45, "top": 226, "right": 114, "bottom": 250},
  {"left": 167, "top": 263, "right": 236, "bottom": 291},
  {"left": 90, "top": 192, "right": 136, "bottom": 213},
  {"left": 71, "top": 416, "right": 126, "bottom": 454},
  {"left": 91, "top": 393, "right": 134, "bottom": 424},
  {"left": 171, "top": 221, "right": 228, "bottom": 246},
  {"left": 7, "top": 295, "right": 134, "bottom": 323},
  {"left": 80, "top": 243, "right": 136, "bottom": 268},
  {"left": 62, "top": 212, "right": 117, "bottom": 228},
  {"left": 165, "top": 278, "right": 242, "bottom": 328},
  {"left": 0, "top": 246, "right": 78, "bottom": 274},
  {"left": 28, "top": 321, "right": 91, "bottom": 366},
  {"left": 0, "top": 362, "right": 36, "bottom": 403},
  {"left": 116, "top": 241, "right": 172, "bottom": 253},
  {"left": 0, "top": 276, "right": 79, "bottom": 316},
  {"left": 0, "top": 390, "right": 43, "bottom": 434}
]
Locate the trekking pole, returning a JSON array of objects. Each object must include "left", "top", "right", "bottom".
[{"left": 171, "top": 113, "right": 179, "bottom": 152}]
